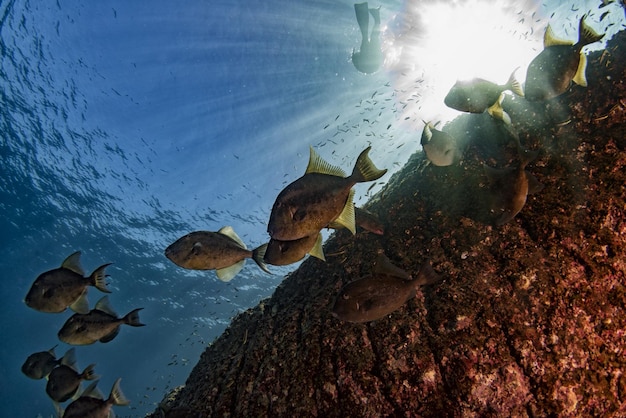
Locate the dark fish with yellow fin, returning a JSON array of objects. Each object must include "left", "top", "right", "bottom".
[
  {"left": 165, "top": 226, "right": 269, "bottom": 281},
  {"left": 58, "top": 296, "right": 145, "bottom": 345},
  {"left": 355, "top": 207, "right": 384, "bottom": 235},
  {"left": 420, "top": 122, "right": 463, "bottom": 166},
  {"left": 268, "top": 146, "right": 387, "bottom": 241},
  {"left": 264, "top": 233, "right": 325, "bottom": 266},
  {"left": 332, "top": 254, "right": 441, "bottom": 323},
  {"left": 524, "top": 15, "right": 604, "bottom": 101},
  {"left": 444, "top": 69, "right": 524, "bottom": 114},
  {"left": 62, "top": 378, "right": 129, "bottom": 418},
  {"left": 46, "top": 352, "right": 99, "bottom": 403},
  {"left": 21, "top": 346, "right": 73, "bottom": 380},
  {"left": 24, "top": 251, "right": 111, "bottom": 314}
]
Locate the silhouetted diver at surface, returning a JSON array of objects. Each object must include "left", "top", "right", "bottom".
[{"left": 352, "top": 2, "right": 383, "bottom": 74}]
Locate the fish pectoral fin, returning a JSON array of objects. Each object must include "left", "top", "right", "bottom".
[
  {"left": 216, "top": 260, "right": 245, "bottom": 282},
  {"left": 62, "top": 251, "right": 85, "bottom": 276},
  {"left": 69, "top": 291, "right": 90, "bottom": 314},
  {"left": 572, "top": 53, "right": 588, "bottom": 87},
  {"left": 99, "top": 327, "right": 120, "bottom": 343},
  {"left": 305, "top": 146, "right": 346, "bottom": 177},
  {"left": 486, "top": 97, "right": 511, "bottom": 125},
  {"left": 308, "top": 233, "right": 326, "bottom": 261},
  {"left": 218, "top": 226, "right": 247, "bottom": 249},
  {"left": 330, "top": 191, "right": 357, "bottom": 234}
]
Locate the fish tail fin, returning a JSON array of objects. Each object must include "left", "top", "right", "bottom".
[
  {"left": 414, "top": 261, "right": 441, "bottom": 286},
  {"left": 252, "top": 243, "right": 271, "bottom": 274},
  {"left": 350, "top": 146, "right": 387, "bottom": 183},
  {"left": 90, "top": 263, "right": 112, "bottom": 293},
  {"left": 82, "top": 364, "right": 100, "bottom": 381},
  {"left": 109, "top": 378, "right": 131, "bottom": 406},
  {"left": 506, "top": 68, "right": 524, "bottom": 97},
  {"left": 123, "top": 308, "right": 145, "bottom": 327},
  {"left": 578, "top": 15, "right": 604, "bottom": 46}
]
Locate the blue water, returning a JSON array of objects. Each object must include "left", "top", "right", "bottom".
[{"left": 1, "top": 0, "right": 624, "bottom": 416}]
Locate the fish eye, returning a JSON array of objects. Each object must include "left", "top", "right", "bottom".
[{"left": 342, "top": 294, "right": 350, "bottom": 300}]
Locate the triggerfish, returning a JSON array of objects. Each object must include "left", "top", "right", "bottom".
[
  {"left": 332, "top": 254, "right": 441, "bottom": 323},
  {"left": 268, "top": 146, "right": 387, "bottom": 241}
]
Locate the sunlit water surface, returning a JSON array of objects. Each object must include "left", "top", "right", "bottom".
[{"left": 1, "top": 0, "right": 623, "bottom": 416}]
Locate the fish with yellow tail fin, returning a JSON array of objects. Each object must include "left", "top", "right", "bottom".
[
  {"left": 24, "top": 251, "right": 111, "bottom": 314},
  {"left": 264, "top": 233, "right": 325, "bottom": 266},
  {"left": 165, "top": 226, "right": 270, "bottom": 281},
  {"left": 444, "top": 69, "right": 524, "bottom": 119},
  {"left": 332, "top": 254, "right": 441, "bottom": 323},
  {"left": 420, "top": 122, "right": 464, "bottom": 166},
  {"left": 268, "top": 146, "right": 387, "bottom": 241},
  {"left": 61, "top": 378, "right": 130, "bottom": 418},
  {"left": 524, "top": 15, "right": 604, "bottom": 101}
]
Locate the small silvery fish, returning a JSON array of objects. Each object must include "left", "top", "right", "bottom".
[
  {"left": 444, "top": 69, "right": 524, "bottom": 114},
  {"left": 46, "top": 361, "right": 99, "bottom": 403},
  {"left": 21, "top": 346, "right": 73, "bottom": 380},
  {"left": 332, "top": 254, "right": 441, "bottom": 323},
  {"left": 420, "top": 122, "right": 463, "bottom": 166},
  {"left": 24, "top": 251, "right": 111, "bottom": 314},
  {"left": 524, "top": 15, "right": 604, "bottom": 101},
  {"left": 58, "top": 296, "right": 145, "bottom": 345},
  {"left": 165, "top": 226, "right": 270, "bottom": 281},
  {"left": 62, "top": 378, "right": 129, "bottom": 418},
  {"left": 268, "top": 146, "right": 387, "bottom": 241},
  {"left": 264, "top": 233, "right": 325, "bottom": 266}
]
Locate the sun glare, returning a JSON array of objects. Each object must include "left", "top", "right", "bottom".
[{"left": 384, "top": 0, "right": 545, "bottom": 126}]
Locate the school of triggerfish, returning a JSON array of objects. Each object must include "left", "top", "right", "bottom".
[{"left": 20, "top": 3, "right": 609, "bottom": 416}]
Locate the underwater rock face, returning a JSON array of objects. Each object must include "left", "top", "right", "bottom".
[{"left": 150, "top": 31, "right": 626, "bottom": 418}]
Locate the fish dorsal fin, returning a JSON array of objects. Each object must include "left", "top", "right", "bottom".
[
  {"left": 62, "top": 251, "right": 85, "bottom": 276},
  {"left": 421, "top": 121, "right": 434, "bottom": 145},
  {"left": 217, "top": 260, "right": 245, "bottom": 282},
  {"left": 544, "top": 24, "right": 573, "bottom": 47},
  {"left": 218, "top": 226, "right": 247, "bottom": 249},
  {"left": 308, "top": 233, "right": 326, "bottom": 261},
  {"left": 82, "top": 380, "right": 104, "bottom": 399},
  {"left": 330, "top": 189, "right": 356, "bottom": 234},
  {"left": 372, "top": 254, "right": 411, "bottom": 280},
  {"left": 572, "top": 53, "right": 588, "bottom": 87},
  {"left": 69, "top": 291, "right": 90, "bottom": 314},
  {"left": 61, "top": 347, "right": 77, "bottom": 368},
  {"left": 111, "top": 378, "right": 131, "bottom": 406},
  {"left": 94, "top": 296, "right": 117, "bottom": 317},
  {"left": 305, "top": 146, "right": 346, "bottom": 177}
]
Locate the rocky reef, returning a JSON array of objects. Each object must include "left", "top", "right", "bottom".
[{"left": 150, "top": 31, "right": 626, "bottom": 417}]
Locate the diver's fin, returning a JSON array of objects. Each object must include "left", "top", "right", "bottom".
[
  {"left": 572, "top": 53, "right": 588, "bottom": 87},
  {"left": 90, "top": 263, "right": 112, "bottom": 293},
  {"left": 62, "top": 251, "right": 85, "bottom": 276},
  {"left": 330, "top": 189, "right": 357, "bottom": 234},
  {"left": 218, "top": 226, "right": 247, "bottom": 249},
  {"left": 354, "top": 2, "right": 370, "bottom": 39},
  {"left": 305, "top": 146, "right": 346, "bottom": 177},
  {"left": 308, "top": 233, "right": 326, "bottom": 261},
  {"left": 252, "top": 243, "right": 271, "bottom": 274},
  {"left": 350, "top": 146, "right": 387, "bottom": 183},
  {"left": 217, "top": 260, "right": 245, "bottom": 282}
]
